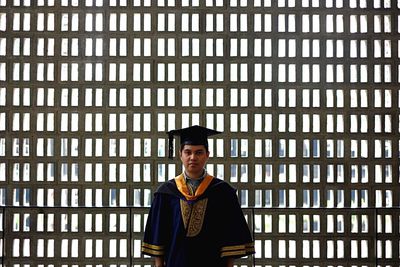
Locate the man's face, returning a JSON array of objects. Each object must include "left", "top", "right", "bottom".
[{"left": 179, "top": 145, "right": 210, "bottom": 176}]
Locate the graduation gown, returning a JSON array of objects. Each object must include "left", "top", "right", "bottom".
[{"left": 142, "top": 174, "right": 255, "bottom": 267}]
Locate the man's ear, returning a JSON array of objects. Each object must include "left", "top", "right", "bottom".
[{"left": 179, "top": 147, "right": 186, "bottom": 158}]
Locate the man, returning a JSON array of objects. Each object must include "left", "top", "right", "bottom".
[{"left": 141, "top": 125, "right": 255, "bottom": 267}]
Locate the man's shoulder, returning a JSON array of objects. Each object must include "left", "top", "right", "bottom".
[
  {"left": 208, "top": 177, "right": 237, "bottom": 195},
  {"left": 154, "top": 176, "right": 236, "bottom": 198},
  {"left": 155, "top": 179, "right": 180, "bottom": 196}
]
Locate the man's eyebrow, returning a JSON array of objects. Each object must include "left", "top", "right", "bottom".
[{"left": 183, "top": 148, "right": 205, "bottom": 152}]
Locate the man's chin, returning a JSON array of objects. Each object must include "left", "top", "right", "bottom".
[
  {"left": 188, "top": 164, "right": 198, "bottom": 168},
  {"left": 187, "top": 166, "right": 201, "bottom": 173}
]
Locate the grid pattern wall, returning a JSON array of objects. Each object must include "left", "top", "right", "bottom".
[{"left": 0, "top": 0, "right": 400, "bottom": 266}]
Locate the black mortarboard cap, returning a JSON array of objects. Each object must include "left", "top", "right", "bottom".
[{"left": 167, "top": 125, "right": 222, "bottom": 159}]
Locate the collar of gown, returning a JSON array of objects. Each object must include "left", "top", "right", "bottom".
[{"left": 175, "top": 173, "right": 214, "bottom": 201}]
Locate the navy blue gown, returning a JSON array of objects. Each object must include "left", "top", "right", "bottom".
[{"left": 142, "top": 175, "right": 254, "bottom": 267}]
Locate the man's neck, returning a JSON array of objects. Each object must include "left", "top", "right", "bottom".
[{"left": 185, "top": 169, "right": 206, "bottom": 180}]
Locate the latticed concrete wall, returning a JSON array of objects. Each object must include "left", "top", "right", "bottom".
[{"left": 0, "top": 0, "right": 399, "bottom": 266}]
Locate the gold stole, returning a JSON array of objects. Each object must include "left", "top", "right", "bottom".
[
  {"left": 175, "top": 173, "right": 213, "bottom": 236},
  {"left": 174, "top": 173, "right": 213, "bottom": 201}
]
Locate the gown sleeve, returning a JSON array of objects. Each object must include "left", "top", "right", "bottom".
[
  {"left": 219, "top": 187, "right": 255, "bottom": 258},
  {"left": 141, "top": 192, "right": 169, "bottom": 257}
]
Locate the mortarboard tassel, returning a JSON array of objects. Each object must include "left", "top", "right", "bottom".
[{"left": 168, "top": 132, "right": 174, "bottom": 159}]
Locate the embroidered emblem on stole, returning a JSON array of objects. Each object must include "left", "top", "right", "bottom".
[{"left": 180, "top": 198, "right": 208, "bottom": 237}]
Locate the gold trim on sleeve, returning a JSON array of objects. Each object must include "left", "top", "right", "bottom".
[
  {"left": 220, "top": 242, "right": 255, "bottom": 257},
  {"left": 141, "top": 242, "right": 165, "bottom": 256}
]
